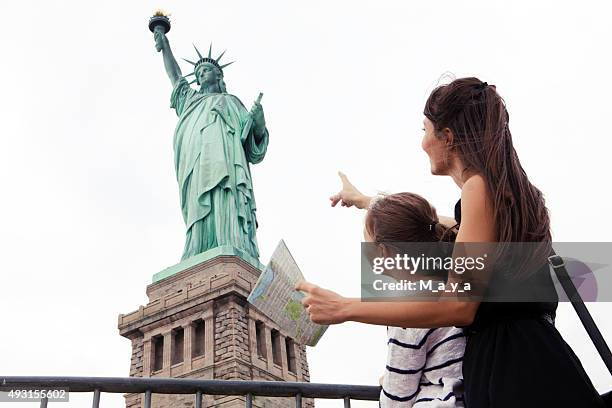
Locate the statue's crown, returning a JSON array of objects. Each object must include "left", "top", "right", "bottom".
[{"left": 183, "top": 44, "right": 234, "bottom": 83}]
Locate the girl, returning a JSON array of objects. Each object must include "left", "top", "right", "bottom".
[
  {"left": 362, "top": 190, "right": 466, "bottom": 407},
  {"left": 298, "top": 78, "right": 605, "bottom": 407}
]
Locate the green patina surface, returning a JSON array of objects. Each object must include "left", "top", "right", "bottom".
[
  {"left": 152, "top": 245, "right": 265, "bottom": 283},
  {"left": 152, "top": 22, "right": 268, "bottom": 264}
]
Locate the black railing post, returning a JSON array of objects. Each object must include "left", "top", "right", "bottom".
[
  {"left": 144, "top": 389, "right": 152, "bottom": 408},
  {"left": 196, "top": 390, "right": 203, "bottom": 408},
  {"left": 295, "top": 393, "right": 302, "bottom": 408},
  {"left": 92, "top": 388, "right": 100, "bottom": 408},
  {"left": 245, "top": 392, "right": 253, "bottom": 408},
  {"left": 344, "top": 396, "right": 351, "bottom": 408}
]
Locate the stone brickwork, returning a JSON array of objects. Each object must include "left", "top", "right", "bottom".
[
  {"left": 214, "top": 295, "right": 251, "bottom": 380},
  {"left": 299, "top": 345, "right": 310, "bottom": 383},
  {"left": 129, "top": 336, "right": 144, "bottom": 377},
  {"left": 118, "top": 254, "right": 313, "bottom": 408}
]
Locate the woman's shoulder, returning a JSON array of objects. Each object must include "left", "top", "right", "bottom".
[
  {"left": 456, "top": 174, "right": 496, "bottom": 241},
  {"left": 461, "top": 174, "right": 489, "bottom": 204}
]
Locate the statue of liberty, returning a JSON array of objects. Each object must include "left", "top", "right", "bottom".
[{"left": 152, "top": 19, "right": 268, "bottom": 262}]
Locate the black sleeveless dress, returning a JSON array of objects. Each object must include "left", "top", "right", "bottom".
[{"left": 454, "top": 199, "right": 605, "bottom": 408}]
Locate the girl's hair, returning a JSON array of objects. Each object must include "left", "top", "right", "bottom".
[
  {"left": 365, "top": 192, "right": 456, "bottom": 243},
  {"left": 424, "top": 77, "right": 551, "bottom": 277}
]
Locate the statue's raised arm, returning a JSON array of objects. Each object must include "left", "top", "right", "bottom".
[{"left": 154, "top": 28, "right": 182, "bottom": 86}]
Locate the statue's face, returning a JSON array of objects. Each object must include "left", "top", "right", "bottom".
[{"left": 197, "top": 63, "right": 220, "bottom": 86}]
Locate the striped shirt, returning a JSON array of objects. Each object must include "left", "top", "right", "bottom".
[{"left": 380, "top": 326, "right": 466, "bottom": 408}]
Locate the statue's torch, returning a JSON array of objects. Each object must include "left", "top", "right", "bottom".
[
  {"left": 149, "top": 10, "right": 171, "bottom": 33},
  {"left": 149, "top": 10, "right": 171, "bottom": 52}
]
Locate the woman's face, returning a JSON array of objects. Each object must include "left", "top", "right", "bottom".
[{"left": 421, "top": 117, "right": 451, "bottom": 175}]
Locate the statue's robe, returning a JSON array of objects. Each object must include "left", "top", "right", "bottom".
[{"left": 170, "top": 77, "right": 268, "bottom": 260}]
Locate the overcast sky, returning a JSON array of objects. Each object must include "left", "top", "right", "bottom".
[{"left": 1, "top": 0, "right": 611, "bottom": 407}]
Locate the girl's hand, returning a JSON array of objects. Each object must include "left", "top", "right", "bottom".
[
  {"left": 329, "top": 171, "right": 371, "bottom": 209},
  {"left": 295, "top": 280, "right": 352, "bottom": 325}
]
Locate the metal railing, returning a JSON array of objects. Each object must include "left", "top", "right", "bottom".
[{"left": 0, "top": 376, "right": 381, "bottom": 408}]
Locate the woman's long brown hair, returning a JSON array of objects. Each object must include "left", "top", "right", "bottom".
[{"left": 424, "top": 77, "right": 551, "bottom": 278}]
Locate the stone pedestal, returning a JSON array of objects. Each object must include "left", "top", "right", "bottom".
[{"left": 118, "top": 250, "right": 312, "bottom": 408}]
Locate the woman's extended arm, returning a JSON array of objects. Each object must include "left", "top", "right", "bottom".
[
  {"left": 299, "top": 175, "right": 496, "bottom": 328},
  {"left": 329, "top": 172, "right": 458, "bottom": 227},
  {"left": 295, "top": 282, "right": 475, "bottom": 327}
]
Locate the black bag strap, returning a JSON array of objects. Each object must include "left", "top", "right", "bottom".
[{"left": 548, "top": 252, "right": 612, "bottom": 375}]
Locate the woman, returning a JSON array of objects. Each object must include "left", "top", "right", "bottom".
[{"left": 297, "top": 78, "right": 605, "bottom": 407}]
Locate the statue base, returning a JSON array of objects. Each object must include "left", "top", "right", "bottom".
[
  {"left": 152, "top": 245, "right": 266, "bottom": 283},
  {"left": 118, "top": 247, "right": 312, "bottom": 408}
]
